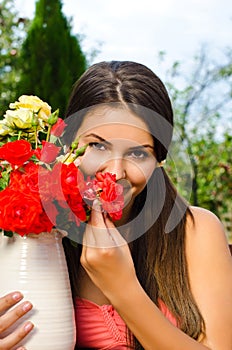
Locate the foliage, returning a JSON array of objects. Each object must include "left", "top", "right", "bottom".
[
  {"left": 159, "top": 46, "right": 232, "bottom": 239},
  {"left": 192, "top": 130, "right": 231, "bottom": 212},
  {"left": 0, "top": 0, "right": 29, "bottom": 118},
  {"left": 16, "top": 0, "right": 87, "bottom": 117}
]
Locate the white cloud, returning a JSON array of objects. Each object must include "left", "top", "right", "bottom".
[{"left": 14, "top": 0, "right": 232, "bottom": 71}]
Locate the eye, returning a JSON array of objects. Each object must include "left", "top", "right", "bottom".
[
  {"left": 127, "top": 149, "right": 149, "bottom": 160},
  {"left": 89, "top": 142, "right": 107, "bottom": 151}
]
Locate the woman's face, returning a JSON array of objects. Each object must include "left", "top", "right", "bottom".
[{"left": 75, "top": 106, "right": 157, "bottom": 206}]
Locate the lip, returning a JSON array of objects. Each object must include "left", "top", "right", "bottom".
[
  {"left": 117, "top": 179, "right": 131, "bottom": 189},
  {"left": 122, "top": 188, "right": 133, "bottom": 207},
  {"left": 116, "top": 179, "right": 133, "bottom": 206},
  {"left": 123, "top": 186, "right": 131, "bottom": 195}
]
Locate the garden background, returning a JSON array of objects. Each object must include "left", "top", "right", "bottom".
[{"left": 0, "top": 0, "right": 231, "bottom": 242}]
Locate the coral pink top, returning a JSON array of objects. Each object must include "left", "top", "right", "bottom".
[{"left": 75, "top": 297, "right": 177, "bottom": 349}]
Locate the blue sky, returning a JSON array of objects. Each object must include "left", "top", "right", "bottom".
[{"left": 14, "top": 0, "right": 232, "bottom": 74}]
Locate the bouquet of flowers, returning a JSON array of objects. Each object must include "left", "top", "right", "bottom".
[{"left": 0, "top": 95, "right": 124, "bottom": 237}]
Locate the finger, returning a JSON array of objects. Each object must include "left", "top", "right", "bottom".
[
  {"left": 82, "top": 223, "right": 96, "bottom": 247},
  {"left": 0, "top": 292, "right": 23, "bottom": 314},
  {"left": 83, "top": 200, "right": 112, "bottom": 248},
  {"left": 0, "top": 320, "right": 34, "bottom": 350},
  {"left": 82, "top": 200, "right": 103, "bottom": 247},
  {"left": 89, "top": 200, "right": 105, "bottom": 228},
  {"left": 0, "top": 301, "right": 33, "bottom": 334},
  {"left": 91, "top": 205, "right": 118, "bottom": 248},
  {"left": 83, "top": 220, "right": 114, "bottom": 248},
  {"left": 104, "top": 215, "right": 128, "bottom": 247}
]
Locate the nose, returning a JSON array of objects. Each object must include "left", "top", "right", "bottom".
[{"left": 104, "top": 157, "right": 126, "bottom": 181}]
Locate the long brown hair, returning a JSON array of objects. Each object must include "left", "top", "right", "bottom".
[{"left": 62, "top": 61, "right": 205, "bottom": 348}]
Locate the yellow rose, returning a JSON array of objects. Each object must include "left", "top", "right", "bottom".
[
  {"left": 4, "top": 108, "right": 35, "bottom": 130},
  {"left": 10, "top": 95, "right": 52, "bottom": 122},
  {"left": 0, "top": 120, "right": 11, "bottom": 137}
]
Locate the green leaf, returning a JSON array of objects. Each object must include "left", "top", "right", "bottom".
[
  {"left": 3, "top": 230, "right": 14, "bottom": 237},
  {"left": 0, "top": 170, "right": 10, "bottom": 191}
]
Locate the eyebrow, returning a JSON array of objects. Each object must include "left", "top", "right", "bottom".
[
  {"left": 84, "top": 133, "right": 111, "bottom": 145},
  {"left": 84, "top": 133, "right": 154, "bottom": 150}
]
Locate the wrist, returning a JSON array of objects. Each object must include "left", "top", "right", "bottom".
[{"left": 107, "top": 275, "right": 142, "bottom": 310}]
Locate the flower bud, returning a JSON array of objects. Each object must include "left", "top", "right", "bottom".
[
  {"left": 47, "top": 109, "right": 59, "bottom": 126},
  {"left": 70, "top": 139, "right": 79, "bottom": 151},
  {"left": 31, "top": 112, "right": 39, "bottom": 127},
  {"left": 75, "top": 144, "right": 88, "bottom": 157}
]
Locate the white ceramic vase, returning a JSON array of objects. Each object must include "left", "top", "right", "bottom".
[{"left": 0, "top": 230, "right": 76, "bottom": 350}]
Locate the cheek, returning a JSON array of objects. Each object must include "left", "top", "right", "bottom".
[
  {"left": 127, "top": 161, "right": 156, "bottom": 193},
  {"left": 78, "top": 149, "right": 107, "bottom": 176}
]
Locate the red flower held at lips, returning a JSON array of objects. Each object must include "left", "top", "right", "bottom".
[
  {"left": 0, "top": 140, "right": 33, "bottom": 166},
  {"left": 95, "top": 172, "right": 124, "bottom": 221},
  {"left": 95, "top": 172, "right": 123, "bottom": 201},
  {"left": 83, "top": 172, "right": 124, "bottom": 221}
]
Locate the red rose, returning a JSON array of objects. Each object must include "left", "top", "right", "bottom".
[
  {"left": 36, "top": 141, "right": 61, "bottom": 163},
  {"left": 89, "top": 172, "right": 124, "bottom": 221},
  {"left": 34, "top": 147, "right": 42, "bottom": 160},
  {"left": 0, "top": 140, "right": 33, "bottom": 166},
  {"left": 51, "top": 118, "right": 67, "bottom": 137},
  {"left": 101, "top": 200, "right": 123, "bottom": 221},
  {"left": 82, "top": 177, "right": 98, "bottom": 201},
  {"left": 60, "top": 163, "right": 85, "bottom": 195},
  {"left": 38, "top": 165, "right": 54, "bottom": 202},
  {"left": 0, "top": 187, "right": 50, "bottom": 235},
  {"left": 22, "top": 162, "right": 39, "bottom": 193},
  {"left": 11, "top": 162, "right": 39, "bottom": 192},
  {"left": 9, "top": 169, "right": 27, "bottom": 191},
  {"left": 59, "top": 164, "right": 86, "bottom": 221},
  {"left": 29, "top": 208, "right": 55, "bottom": 234},
  {"left": 67, "top": 193, "right": 87, "bottom": 222},
  {"left": 95, "top": 172, "right": 123, "bottom": 201}
]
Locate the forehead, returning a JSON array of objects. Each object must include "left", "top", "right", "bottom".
[{"left": 77, "top": 106, "right": 152, "bottom": 142}]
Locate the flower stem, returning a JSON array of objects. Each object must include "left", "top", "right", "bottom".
[
  {"left": 62, "top": 138, "right": 79, "bottom": 163},
  {"left": 46, "top": 125, "right": 52, "bottom": 142},
  {"left": 62, "top": 148, "right": 73, "bottom": 163},
  {"left": 34, "top": 126, "right": 38, "bottom": 148}
]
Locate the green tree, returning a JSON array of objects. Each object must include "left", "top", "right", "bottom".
[
  {"left": 159, "top": 47, "right": 232, "bottom": 239},
  {"left": 190, "top": 128, "right": 231, "bottom": 214},
  {"left": 0, "top": 0, "right": 28, "bottom": 117},
  {"left": 17, "top": 0, "right": 87, "bottom": 117}
]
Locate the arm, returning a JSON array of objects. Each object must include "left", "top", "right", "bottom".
[
  {"left": 0, "top": 292, "right": 34, "bottom": 350},
  {"left": 81, "top": 204, "right": 232, "bottom": 350},
  {"left": 185, "top": 207, "right": 232, "bottom": 350}
]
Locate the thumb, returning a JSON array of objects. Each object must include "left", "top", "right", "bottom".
[
  {"left": 90, "top": 199, "right": 105, "bottom": 228},
  {"left": 104, "top": 215, "right": 128, "bottom": 247}
]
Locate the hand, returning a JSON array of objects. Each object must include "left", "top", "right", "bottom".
[
  {"left": 80, "top": 201, "right": 137, "bottom": 300},
  {"left": 0, "top": 291, "right": 34, "bottom": 350}
]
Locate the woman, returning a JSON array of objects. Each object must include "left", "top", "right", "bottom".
[{"left": 0, "top": 61, "right": 232, "bottom": 350}]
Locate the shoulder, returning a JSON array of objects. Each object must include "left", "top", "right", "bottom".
[
  {"left": 185, "top": 205, "right": 232, "bottom": 282},
  {"left": 186, "top": 206, "right": 229, "bottom": 248},
  {"left": 187, "top": 205, "right": 224, "bottom": 228},
  {"left": 184, "top": 208, "right": 232, "bottom": 348}
]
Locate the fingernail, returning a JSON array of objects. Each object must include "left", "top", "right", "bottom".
[
  {"left": 93, "top": 199, "right": 101, "bottom": 210},
  {"left": 12, "top": 292, "right": 23, "bottom": 301},
  {"left": 22, "top": 302, "right": 32, "bottom": 312},
  {"left": 17, "top": 347, "right": 26, "bottom": 350},
  {"left": 24, "top": 321, "right": 34, "bottom": 333}
]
